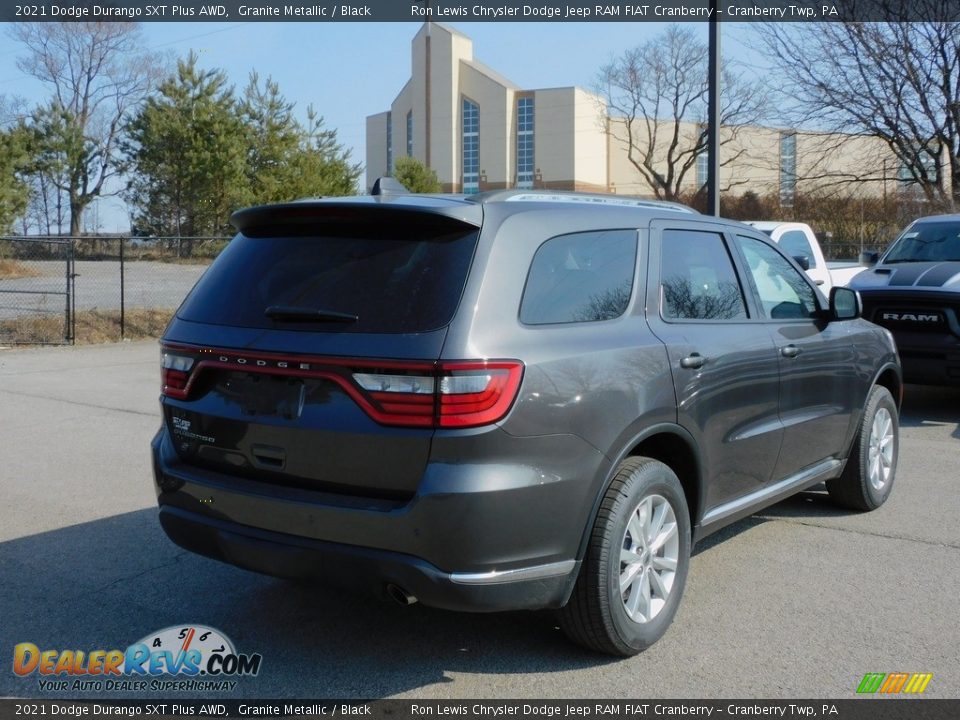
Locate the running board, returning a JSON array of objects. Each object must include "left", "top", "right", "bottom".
[{"left": 699, "top": 458, "right": 844, "bottom": 535}]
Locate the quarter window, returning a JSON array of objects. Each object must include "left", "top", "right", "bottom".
[
  {"left": 736, "top": 236, "right": 819, "bottom": 319},
  {"left": 661, "top": 230, "right": 747, "bottom": 321},
  {"left": 521, "top": 230, "right": 637, "bottom": 325}
]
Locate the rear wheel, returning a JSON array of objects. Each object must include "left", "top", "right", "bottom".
[
  {"left": 559, "top": 457, "right": 691, "bottom": 656},
  {"left": 827, "top": 385, "right": 898, "bottom": 511}
]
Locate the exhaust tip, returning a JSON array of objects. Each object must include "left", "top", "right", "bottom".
[{"left": 385, "top": 583, "right": 418, "bottom": 606}]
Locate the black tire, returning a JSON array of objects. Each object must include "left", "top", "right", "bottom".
[
  {"left": 827, "top": 385, "right": 899, "bottom": 511},
  {"left": 559, "top": 457, "right": 691, "bottom": 656}
]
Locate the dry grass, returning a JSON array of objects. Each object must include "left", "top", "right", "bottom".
[
  {"left": 0, "top": 308, "right": 175, "bottom": 345},
  {"left": 128, "top": 253, "right": 216, "bottom": 265},
  {"left": 0, "top": 258, "right": 42, "bottom": 279}
]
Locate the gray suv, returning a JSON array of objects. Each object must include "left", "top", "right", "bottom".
[{"left": 153, "top": 187, "right": 902, "bottom": 655}]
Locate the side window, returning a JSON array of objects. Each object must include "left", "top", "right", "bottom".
[
  {"left": 736, "top": 236, "right": 819, "bottom": 320},
  {"left": 520, "top": 230, "right": 637, "bottom": 325},
  {"left": 778, "top": 230, "right": 817, "bottom": 268},
  {"left": 660, "top": 229, "right": 748, "bottom": 321}
]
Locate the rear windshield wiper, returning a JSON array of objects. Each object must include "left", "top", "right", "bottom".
[{"left": 265, "top": 305, "right": 359, "bottom": 323}]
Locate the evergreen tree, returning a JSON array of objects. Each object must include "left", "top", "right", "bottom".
[
  {"left": 124, "top": 53, "right": 247, "bottom": 250},
  {"left": 241, "top": 73, "right": 360, "bottom": 202},
  {"left": 0, "top": 126, "right": 30, "bottom": 233},
  {"left": 392, "top": 156, "right": 442, "bottom": 193}
]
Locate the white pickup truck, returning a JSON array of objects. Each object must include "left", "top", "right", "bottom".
[{"left": 745, "top": 221, "right": 865, "bottom": 293}]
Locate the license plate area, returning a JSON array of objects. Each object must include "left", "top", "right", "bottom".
[{"left": 228, "top": 374, "right": 307, "bottom": 419}]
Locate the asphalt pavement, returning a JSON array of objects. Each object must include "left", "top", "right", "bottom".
[{"left": 0, "top": 341, "right": 957, "bottom": 699}]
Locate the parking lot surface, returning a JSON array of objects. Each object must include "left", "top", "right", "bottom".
[{"left": 1, "top": 341, "right": 957, "bottom": 699}]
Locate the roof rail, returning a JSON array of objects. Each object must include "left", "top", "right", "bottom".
[{"left": 501, "top": 192, "right": 696, "bottom": 213}]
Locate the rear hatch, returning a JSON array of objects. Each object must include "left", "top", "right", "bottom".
[{"left": 160, "top": 200, "right": 483, "bottom": 501}]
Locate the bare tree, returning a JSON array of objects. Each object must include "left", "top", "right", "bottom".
[
  {"left": 757, "top": 9, "right": 960, "bottom": 208},
  {"left": 11, "top": 22, "right": 162, "bottom": 235},
  {"left": 599, "top": 25, "right": 768, "bottom": 201}
]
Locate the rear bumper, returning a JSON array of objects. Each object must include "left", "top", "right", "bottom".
[
  {"left": 152, "top": 427, "right": 604, "bottom": 612},
  {"left": 159, "top": 505, "right": 576, "bottom": 612}
]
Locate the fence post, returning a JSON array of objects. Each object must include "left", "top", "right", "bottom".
[
  {"left": 63, "top": 241, "right": 71, "bottom": 344},
  {"left": 68, "top": 240, "right": 76, "bottom": 344},
  {"left": 120, "top": 237, "right": 125, "bottom": 340}
]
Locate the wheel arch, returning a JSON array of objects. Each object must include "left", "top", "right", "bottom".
[
  {"left": 575, "top": 424, "right": 704, "bottom": 566},
  {"left": 841, "top": 361, "right": 902, "bottom": 463},
  {"left": 872, "top": 363, "right": 903, "bottom": 410}
]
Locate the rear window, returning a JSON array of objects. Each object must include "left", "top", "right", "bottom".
[{"left": 177, "top": 228, "right": 479, "bottom": 334}]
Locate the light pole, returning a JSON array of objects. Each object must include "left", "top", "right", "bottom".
[{"left": 707, "top": 2, "right": 721, "bottom": 216}]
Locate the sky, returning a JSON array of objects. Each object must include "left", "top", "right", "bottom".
[{"left": 0, "top": 21, "right": 769, "bottom": 232}]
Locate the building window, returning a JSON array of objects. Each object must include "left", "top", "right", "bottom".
[
  {"left": 696, "top": 152, "right": 708, "bottom": 190},
  {"left": 779, "top": 132, "right": 797, "bottom": 207},
  {"left": 516, "top": 97, "right": 535, "bottom": 189},
  {"left": 462, "top": 98, "right": 480, "bottom": 194},
  {"left": 898, "top": 144, "right": 938, "bottom": 197},
  {"left": 386, "top": 112, "right": 393, "bottom": 175},
  {"left": 406, "top": 111, "right": 413, "bottom": 157}
]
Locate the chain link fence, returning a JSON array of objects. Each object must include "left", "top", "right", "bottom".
[
  {"left": 0, "top": 238, "right": 74, "bottom": 345},
  {"left": 0, "top": 236, "right": 229, "bottom": 346}
]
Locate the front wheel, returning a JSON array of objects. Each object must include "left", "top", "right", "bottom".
[
  {"left": 559, "top": 457, "right": 691, "bottom": 656},
  {"left": 827, "top": 385, "right": 899, "bottom": 511}
]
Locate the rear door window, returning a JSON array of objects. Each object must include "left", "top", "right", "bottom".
[
  {"left": 520, "top": 230, "right": 637, "bottom": 325},
  {"left": 660, "top": 229, "right": 748, "bottom": 321},
  {"left": 177, "top": 227, "right": 479, "bottom": 333}
]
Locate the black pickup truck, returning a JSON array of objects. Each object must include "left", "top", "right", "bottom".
[{"left": 850, "top": 214, "right": 960, "bottom": 386}]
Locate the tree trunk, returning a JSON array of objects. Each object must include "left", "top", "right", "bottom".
[
  {"left": 951, "top": 154, "right": 960, "bottom": 211},
  {"left": 69, "top": 200, "right": 83, "bottom": 237}
]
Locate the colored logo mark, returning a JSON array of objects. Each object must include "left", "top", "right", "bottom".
[{"left": 857, "top": 672, "right": 933, "bottom": 694}]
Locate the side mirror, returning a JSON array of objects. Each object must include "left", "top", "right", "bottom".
[
  {"left": 830, "top": 286, "right": 861, "bottom": 321},
  {"left": 792, "top": 254, "right": 811, "bottom": 271},
  {"left": 859, "top": 250, "right": 880, "bottom": 267}
]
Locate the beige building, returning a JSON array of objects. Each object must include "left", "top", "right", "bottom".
[{"left": 366, "top": 23, "right": 912, "bottom": 203}]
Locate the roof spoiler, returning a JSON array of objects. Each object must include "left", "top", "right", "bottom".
[{"left": 371, "top": 177, "right": 409, "bottom": 196}]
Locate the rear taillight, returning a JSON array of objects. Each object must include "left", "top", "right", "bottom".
[
  {"left": 161, "top": 348, "right": 196, "bottom": 399},
  {"left": 350, "top": 361, "right": 524, "bottom": 428},
  {"left": 160, "top": 344, "right": 523, "bottom": 429},
  {"left": 437, "top": 362, "right": 524, "bottom": 428}
]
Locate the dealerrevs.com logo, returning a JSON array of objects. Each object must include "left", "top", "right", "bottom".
[{"left": 13, "top": 625, "right": 262, "bottom": 692}]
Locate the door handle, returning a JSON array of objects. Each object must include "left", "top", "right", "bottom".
[
  {"left": 780, "top": 344, "right": 801, "bottom": 358},
  {"left": 251, "top": 444, "right": 286, "bottom": 470},
  {"left": 680, "top": 353, "right": 704, "bottom": 369}
]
